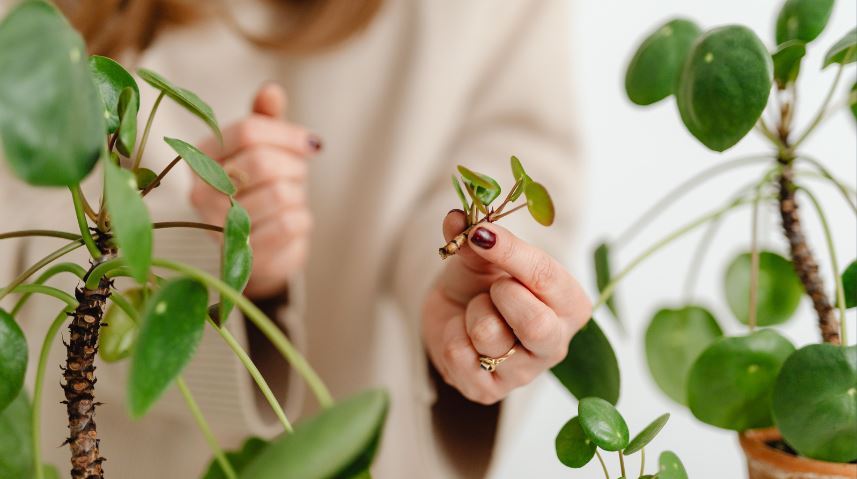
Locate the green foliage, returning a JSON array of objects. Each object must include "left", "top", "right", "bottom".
[
  {"left": 0, "top": 391, "right": 33, "bottom": 479},
  {"left": 554, "top": 417, "right": 596, "bottom": 468},
  {"left": 451, "top": 176, "right": 469, "bottom": 211},
  {"left": 624, "top": 413, "right": 670, "bottom": 455},
  {"left": 775, "top": 0, "right": 835, "bottom": 45},
  {"left": 676, "top": 25, "right": 772, "bottom": 152},
  {"left": 457, "top": 165, "right": 501, "bottom": 207},
  {"left": 509, "top": 156, "right": 528, "bottom": 201},
  {"left": 220, "top": 202, "right": 253, "bottom": 324},
  {"left": 724, "top": 251, "right": 803, "bottom": 326},
  {"left": 89, "top": 55, "right": 140, "bottom": 134},
  {"left": 116, "top": 87, "right": 138, "bottom": 157},
  {"left": 138, "top": 68, "right": 222, "bottom": 141},
  {"left": 593, "top": 242, "right": 622, "bottom": 325},
  {"left": 658, "top": 451, "right": 688, "bottom": 479},
  {"left": 202, "top": 437, "right": 269, "bottom": 479},
  {"left": 105, "top": 159, "right": 153, "bottom": 283},
  {"left": 128, "top": 278, "right": 208, "bottom": 418},
  {"left": 577, "top": 397, "right": 629, "bottom": 451},
  {"left": 134, "top": 168, "right": 160, "bottom": 191},
  {"left": 687, "top": 330, "right": 795, "bottom": 431},
  {"left": 772, "top": 344, "right": 857, "bottom": 462},
  {"left": 849, "top": 82, "right": 857, "bottom": 122},
  {"left": 524, "top": 181, "right": 555, "bottom": 226},
  {"left": 551, "top": 319, "right": 620, "bottom": 405},
  {"left": 772, "top": 40, "right": 807, "bottom": 88},
  {"left": 0, "top": 0, "right": 104, "bottom": 186},
  {"left": 823, "top": 27, "right": 857, "bottom": 68},
  {"left": 164, "top": 137, "right": 235, "bottom": 196},
  {"left": 0, "top": 309, "right": 26, "bottom": 414},
  {"left": 625, "top": 18, "right": 702, "bottom": 105},
  {"left": 99, "top": 289, "right": 145, "bottom": 363},
  {"left": 842, "top": 259, "right": 857, "bottom": 308}
]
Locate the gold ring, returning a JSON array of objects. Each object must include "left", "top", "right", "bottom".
[{"left": 479, "top": 344, "right": 517, "bottom": 372}]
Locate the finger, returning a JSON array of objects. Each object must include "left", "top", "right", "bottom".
[
  {"left": 250, "top": 208, "right": 314, "bottom": 246},
  {"left": 439, "top": 314, "right": 501, "bottom": 405},
  {"left": 252, "top": 83, "right": 287, "bottom": 119},
  {"left": 190, "top": 181, "right": 231, "bottom": 226},
  {"left": 492, "top": 346, "right": 542, "bottom": 390},
  {"left": 464, "top": 293, "right": 516, "bottom": 358},
  {"left": 439, "top": 210, "right": 504, "bottom": 304},
  {"left": 489, "top": 277, "right": 567, "bottom": 360},
  {"left": 201, "top": 116, "right": 322, "bottom": 160},
  {"left": 246, "top": 237, "right": 309, "bottom": 298},
  {"left": 236, "top": 183, "right": 305, "bottom": 223},
  {"left": 223, "top": 146, "right": 308, "bottom": 190}
]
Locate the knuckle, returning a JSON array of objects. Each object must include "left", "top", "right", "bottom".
[
  {"left": 236, "top": 118, "right": 260, "bottom": 147},
  {"left": 530, "top": 256, "right": 557, "bottom": 292},
  {"left": 273, "top": 183, "right": 291, "bottom": 204},
  {"left": 442, "top": 341, "right": 461, "bottom": 364},
  {"left": 522, "top": 309, "right": 555, "bottom": 345},
  {"left": 470, "top": 317, "right": 500, "bottom": 346}
]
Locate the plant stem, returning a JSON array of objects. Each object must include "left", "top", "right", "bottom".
[
  {"left": 489, "top": 203, "right": 527, "bottom": 222},
  {"left": 85, "top": 258, "right": 126, "bottom": 290},
  {"left": 70, "top": 187, "right": 101, "bottom": 259},
  {"left": 140, "top": 155, "right": 181, "bottom": 196},
  {"left": 791, "top": 61, "right": 847, "bottom": 150},
  {"left": 0, "top": 230, "right": 81, "bottom": 241},
  {"left": 32, "top": 310, "right": 68, "bottom": 479},
  {"left": 153, "top": 221, "right": 224, "bottom": 233},
  {"left": 594, "top": 450, "right": 610, "bottom": 479},
  {"left": 492, "top": 178, "right": 523, "bottom": 216},
  {"left": 796, "top": 155, "right": 857, "bottom": 213},
  {"left": 640, "top": 448, "right": 645, "bottom": 477},
  {"left": 9, "top": 284, "right": 78, "bottom": 310},
  {"left": 175, "top": 377, "right": 237, "bottom": 479},
  {"left": 748, "top": 181, "right": 764, "bottom": 331},
  {"left": 151, "top": 258, "right": 334, "bottom": 407},
  {"left": 133, "top": 91, "right": 165, "bottom": 170},
  {"left": 755, "top": 119, "right": 787, "bottom": 153},
  {"left": 618, "top": 451, "right": 627, "bottom": 478},
  {"left": 12, "top": 263, "right": 86, "bottom": 315},
  {"left": 0, "top": 240, "right": 84, "bottom": 303}
]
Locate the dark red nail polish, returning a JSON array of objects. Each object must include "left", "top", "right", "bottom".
[
  {"left": 307, "top": 134, "right": 323, "bottom": 152},
  {"left": 471, "top": 227, "right": 496, "bottom": 249}
]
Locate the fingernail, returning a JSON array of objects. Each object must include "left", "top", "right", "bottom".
[
  {"left": 471, "top": 227, "right": 496, "bottom": 249},
  {"left": 307, "top": 134, "right": 323, "bottom": 152},
  {"left": 448, "top": 208, "right": 464, "bottom": 216}
]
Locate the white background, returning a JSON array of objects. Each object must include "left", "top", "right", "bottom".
[{"left": 496, "top": 1, "right": 856, "bottom": 478}]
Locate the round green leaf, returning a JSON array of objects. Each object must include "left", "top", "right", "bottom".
[
  {"left": 105, "top": 160, "right": 153, "bottom": 284},
  {"left": 772, "top": 40, "right": 807, "bottom": 88},
  {"left": 624, "top": 413, "right": 670, "bottom": 455},
  {"left": 577, "top": 397, "right": 629, "bottom": 451},
  {"left": 625, "top": 18, "right": 702, "bottom": 105},
  {"left": 240, "top": 389, "right": 389, "bottom": 479},
  {"left": 551, "top": 319, "right": 620, "bottom": 405},
  {"left": 134, "top": 168, "right": 160, "bottom": 191},
  {"left": 823, "top": 28, "right": 857, "bottom": 68},
  {"left": 555, "top": 416, "right": 596, "bottom": 468},
  {"left": 137, "top": 68, "right": 221, "bottom": 141},
  {"left": 0, "top": 309, "right": 26, "bottom": 414},
  {"left": 775, "top": 0, "right": 835, "bottom": 45},
  {"left": 676, "top": 25, "right": 772, "bottom": 152},
  {"left": 524, "top": 181, "right": 554, "bottom": 226},
  {"left": 593, "top": 242, "right": 621, "bottom": 325},
  {"left": 0, "top": 1, "right": 104, "bottom": 186},
  {"left": 220, "top": 202, "right": 253, "bottom": 324},
  {"left": 842, "top": 259, "right": 857, "bottom": 308},
  {"left": 658, "top": 451, "right": 688, "bottom": 479},
  {"left": 645, "top": 305, "right": 723, "bottom": 405},
  {"left": 203, "top": 437, "right": 269, "bottom": 479},
  {"left": 128, "top": 278, "right": 208, "bottom": 418},
  {"left": 0, "top": 391, "right": 33, "bottom": 479},
  {"left": 772, "top": 344, "right": 857, "bottom": 462},
  {"left": 724, "top": 251, "right": 803, "bottom": 326},
  {"left": 99, "top": 289, "right": 144, "bottom": 363},
  {"left": 116, "top": 87, "right": 138, "bottom": 157},
  {"left": 164, "top": 137, "right": 235, "bottom": 196},
  {"left": 89, "top": 55, "right": 140, "bottom": 134},
  {"left": 687, "top": 330, "right": 795, "bottom": 431}
]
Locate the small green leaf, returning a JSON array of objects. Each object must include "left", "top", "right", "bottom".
[
  {"left": 772, "top": 40, "right": 807, "bottom": 88},
  {"left": 772, "top": 344, "right": 857, "bottom": 462},
  {"left": 510, "top": 155, "right": 528, "bottom": 182},
  {"left": 458, "top": 166, "right": 501, "bottom": 207},
  {"left": 823, "top": 28, "right": 857, "bottom": 68},
  {"left": 658, "top": 451, "right": 688, "bottom": 479},
  {"left": 848, "top": 83, "right": 857, "bottom": 122},
  {"left": 593, "top": 242, "right": 621, "bottom": 325},
  {"left": 676, "top": 25, "right": 772, "bottom": 152},
  {"left": 128, "top": 278, "right": 208, "bottom": 418},
  {"left": 0, "top": 391, "right": 33, "bottom": 479},
  {"left": 842, "top": 259, "right": 857, "bottom": 308},
  {"left": 203, "top": 437, "right": 269, "bottom": 479},
  {"left": 645, "top": 305, "right": 723, "bottom": 405},
  {"left": 451, "top": 176, "right": 469, "bottom": 212},
  {"left": 687, "top": 330, "right": 795, "bottom": 431},
  {"left": 116, "top": 87, "right": 138, "bottom": 157},
  {"left": 577, "top": 397, "right": 629, "bottom": 451},
  {"left": 775, "top": 0, "right": 835, "bottom": 45},
  {"left": 724, "top": 251, "right": 803, "bottom": 326},
  {"left": 99, "top": 289, "right": 145, "bottom": 363},
  {"left": 138, "top": 68, "right": 221, "bottom": 140},
  {"left": 624, "top": 413, "right": 670, "bottom": 455},
  {"left": 0, "top": 1, "right": 104, "bottom": 186},
  {"left": 625, "top": 18, "right": 702, "bottom": 105},
  {"left": 134, "top": 168, "right": 160, "bottom": 191},
  {"left": 89, "top": 55, "right": 140, "bottom": 134},
  {"left": 164, "top": 137, "right": 235, "bottom": 196},
  {"left": 239, "top": 389, "right": 389, "bottom": 479},
  {"left": 457, "top": 165, "right": 492, "bottom": 189},
  {"left": 551, "top": 319, "right": 620, "bottom": 405},
  {"left": 105, "top": 160, "right": 152, "bottom": 284},
  {"left": 524, "top": 181, "right": 554, "bottom": 226},
  {"left": 555, "top": 416, "right": 596, "bottom": 468},
  {"left": 220, "top": 202, "right": 252, "bottom": 324},
  {"left": 0, "top": 309, "right": 26, "bottom": 414}
]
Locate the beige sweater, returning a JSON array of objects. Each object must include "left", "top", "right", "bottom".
[{"left": 0, "top": 0, "right": 581, "bottom": 477}]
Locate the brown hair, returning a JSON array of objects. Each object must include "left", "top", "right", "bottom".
[{"left": 56, "top": 0, "right": 383, "bottom": 58}]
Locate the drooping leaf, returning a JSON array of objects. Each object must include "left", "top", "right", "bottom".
[
  {"left": 0, "top": 1, "right": 104, "bottom": 186},
  {"left": 137, "top": 68, "right": 221, "bottom": 140},
  {"left": 555, "top": 416, "right": 596, "bottom": 468},
  {"left": 0, "top": 309, "right": 26, "bottom": 414},
  {"left": 89, "top": 55, "right": 140, "bottom": 134},
  {"left": 202, "top": 437, "right": 269, "bottom": 479},
  {"left": 577, "top": 397, "right": 629, "bottom": 451},
  {"left": 772, "top": 40, "right": 807, "bottom": 88},
  {"left": 239, "top": 389, "right": 389, "bottom": 479},
  {"left": 457, "top": 166, "right": 501, "bottom": 207},
  {"left": 676, "top": 25, "right": 773, "bottom": 152},
  {"left": 116, "top": 87, "right": 138, "bottom": 157},
  {"left": 134, "top": 168, "right": 160, "bottom": 191},
  {"left": 128, "top": 278, "right": 208, "bottom": 418},
  {"left": 658, "top": 451, "right": 688, "bottom": 479},
  {"left": 775, "top": 0, "right": 835, "bottom": 45},
  {"left": 105, "top": 160, "right": 152, "bottom": 284},
  {"left": 524, "top": 181, "right": 554, "bottom": 226},
  {"left": 625, "top": 18, "right": 702, "bottom": 105},
  {"left": 823, "top": 28, "right": 857, "bottom": 68},
  {"left": 0, "top": 391, "right": 33, "bottom": 479},
  {"left": 551, "top": 319, "right": 620, "bottom": 405},
  {"left": 843, "top": 259, "right": 857, "bottom": 308},
  {"left": 772, "top": 344, "right": 857, "bottom": 462},
  {"left": 220, "top": 202, "right": 252, "bottom": 324},
  {"left": 164, "top": 137, "right": 235, "bottom": 196},
  {"left": 99, "top": 289, "right": 145, "bottom": 363},
  {"left": 451, "top": 176, "right": 470, "bottom": 212},
  {"left": 645, "top": 305, "right": 723, "bottom": 405},
  {"left": 593, "top": 242, "right": 621, "bottom": 325},
  {"left": 724, "top": 251, "right": 803, "bottom": 326},
  {"left": 624, "top": 413, "right": 670, "bottom": 455},
  {"left": 687, "top": 330, "right": 795, "bottom": 431}
]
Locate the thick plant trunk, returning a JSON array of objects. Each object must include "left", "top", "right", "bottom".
[{"left": 777, "top": 161, "right": 840, "bottom": 344}]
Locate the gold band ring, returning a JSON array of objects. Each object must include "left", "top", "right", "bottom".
[{"left": 478, "top": 344, "right": 517, "bottom": 372}]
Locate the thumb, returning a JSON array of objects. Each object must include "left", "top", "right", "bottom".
[{"left": 252, "top": 82, "right": 287, "bottom": 118}]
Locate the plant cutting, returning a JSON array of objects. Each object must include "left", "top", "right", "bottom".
[
  {"left": 590, "top": 0, "right": 855, "bottom": 477},
  {"left": 0, "top": 2, "right": 387, "bottom": 479}
]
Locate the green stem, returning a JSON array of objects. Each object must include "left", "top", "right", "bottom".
[
  {"left": 12, "top": 263, "right": 86, "bottom": 315},
  {"left": 85, "top": 258, "right": 126, "bottom": 290},
  {"left": 797, "top": 187, "right": 849, "bottom": 346},
  {"left": 791, "top": 61, "right": 847, "bottom": 150},
  {"left": 32, "top": 310, "right": 68, "bottom": 479},
  {"left": 140, "top": 155, "right": 181, "bottom": 197},
  {"left": 594, "top": 450, "right": 610, "bottom": 479},
  {"left": 152, "top": 258, "right": 334, "bottom": 407},
  {"left": 108, "top": 292, "right": 137, "bottom": 321},
  {"left": 796, "top": 155, "right": 857, "bottom": 213},
  {"left": 133, "top": 91, "right": 165, "bottom": 170},
  {"left": 640, "top": 448, "right": 645, "bottom": 477},
  {"left": 9, "top": 284, "right": 78, "bottom": 310},
  {"left": 755, "top": 120, "right": 787, "bottom": 152},
  {"left": 0, "top": 230, "right": 81, "bottom": 241},
  {"left": 175, "top": 377, "right": 237, "bottom": 479},
  {"left": 618, "top": 451, "right": 627, "bottom": 478},
  {"left": 70, "top": 187, "right": 101, "bottom": 259},
  {"left": 0, "top": 240, "right": 84, "bottom": 303},
  {"left": 748, "top": 181, "right": 765, "bottom": 332}
]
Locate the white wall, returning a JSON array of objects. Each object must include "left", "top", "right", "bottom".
[{"left": 496, "top": 1, "right": 856, "bottom": 478}]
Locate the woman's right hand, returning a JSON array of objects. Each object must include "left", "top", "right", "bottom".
[{"left": 191, "top": 84, "right": 321, "bottom": 299}]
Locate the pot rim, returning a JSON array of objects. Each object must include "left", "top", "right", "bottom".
[{"left": 739, "top": 427, "right": 857, "bottom": 476}]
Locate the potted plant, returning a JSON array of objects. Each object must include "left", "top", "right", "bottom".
[{"left": 0, "top": 2, "right": 387, "bottom": 478}]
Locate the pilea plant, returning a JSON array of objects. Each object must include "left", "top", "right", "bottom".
[
  {"left": 590, "top": 0, "right": 855, "bottom": 473},
  {"left": 0, "top": 2, "right": 387, "bottom": 479}
]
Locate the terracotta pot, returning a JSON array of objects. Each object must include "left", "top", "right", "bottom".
[{"left": 739, "top": 428, "right": 857, "bottom": 479}]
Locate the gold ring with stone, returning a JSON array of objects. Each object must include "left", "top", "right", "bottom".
[{"left": 478, "top": 344, "right": 517, "bottom": 372}]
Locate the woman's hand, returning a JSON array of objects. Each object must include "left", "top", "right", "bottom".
[
  {"left": 191, "top": 84, "right": 320, "bottom": 299},
  {"left": 422, "top": 210, "right": 591, "bottom": 405}
]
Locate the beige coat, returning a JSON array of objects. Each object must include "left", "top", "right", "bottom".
[{"left": 0, "top": 0, "right": 581, "bottom": 477}]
